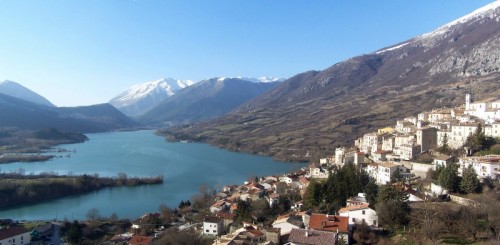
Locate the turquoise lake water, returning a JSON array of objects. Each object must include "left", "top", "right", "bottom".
[{"left": 0, "top": 130, "right": 305, "bottom": 220}]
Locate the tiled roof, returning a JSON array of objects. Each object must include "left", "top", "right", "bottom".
[
  {"left": 338, "top": 204, "right": 370, "bottom": 213},
  {"left": 216, "top": 212, "right": 236, "bottom": 220},
  {"left": 288, "top": 228, "right": 337, "bottom": 245},
  {"left": 0, "top": 227, "right": 28, "bottom": 240},
  {"left": 128, "top": 236, "right": 154, "bottom": 245},
  {"left": 204, "top": 216, "right": 222, "bottom": 223},
  {"left": 309, "top": 214, "right": 349, "bottom": 233}
]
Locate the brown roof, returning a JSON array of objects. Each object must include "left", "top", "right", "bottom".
[
  {"left": 216, "top": 212, "right": 236, "bottom": 220},
  {"left": 128, "top": 236, "right": 154, "bottom": 245},
  {"left": 288, "top": 228, "right": 337, "bottom": 245},
  {"left": 338, "top": 204, "right": 370, "bottom": 213},
  {"left": 0, "top": 227, "right": 28, "bottom": 240},
  {"left": 204, "top": 216, "right": 222, "bottom": 223},
  {"left": 309, "top": 214, "right": 349, "bottom": 233}
]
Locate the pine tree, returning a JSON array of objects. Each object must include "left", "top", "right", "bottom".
[
  {"left": 438, "top": 163, "right": 460, "bottom": 192},
  {"left": 460, "top": 165, "right": 481, "bottom": 194},
  {"left": 438, "top": 133, "right": 450, "bottom": 154},
  {"left": 363, "top": 178, "right": 378, "bottom": 207}
]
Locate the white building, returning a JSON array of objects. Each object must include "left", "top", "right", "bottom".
[
  {"left": 484, "top": 121, "right": 500, "bottom": 138},
  {"left": 372, "top": 162, "right": 409, "bottom": 185},
  {"left": 203, "top": 217, "right": 223, "bottom": 236},
  {"left": 458, "top": 155, "right": 500, "bottom": 180},
  {"left": 339, "top": 204, "right": 378, "bottom": 228},
  {"left": 464, "top": 94, "right": 500, "bottom": 124},
  {"left": 309, "top": 164, "right": 329, "bottom": 179},
  {"left": 0, "top": 227, "right": 31, "bottom": 245},
  {"left": 272, "top": 215, "right": 303, "bottom": 236}
]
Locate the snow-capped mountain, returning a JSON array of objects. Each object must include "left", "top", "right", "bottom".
[
  {"left": 376, "top": 0, "right": 500, "bottom": 54},
  {"left": 0, "top": 80, "right": 55, "bottom": 107},
  {"left": 140, "top": 77, "right": 280, "bottom": 125},
  {"left": 109, "top": 78, "right": 195, "bottom": 117},
  {"left": 234, "top": 77, "right": 286, "bottom": 83}
]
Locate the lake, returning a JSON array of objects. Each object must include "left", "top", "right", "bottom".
[{"left": 0, "top": 130, "right": 305, "bottom": 221}]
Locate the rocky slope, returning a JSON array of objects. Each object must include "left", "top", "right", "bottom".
[{"left": 163, "top": 1, "right": 500, "bottom": 161}]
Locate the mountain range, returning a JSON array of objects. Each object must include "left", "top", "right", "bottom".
[
  {"left": 139, "top": 77, "right": 280, "bottom": 126},
  {"left": 0, "top": 77, "right": 283, "bottom": 133},
  {"left": 0, "top": 81, "right": 136, "bottom": 133},
  {"left": 109, "top": 78, "right": 195, "bottom": 118},
  {"left": 163, "top": 1, "right": 500, "bottom": 161}
]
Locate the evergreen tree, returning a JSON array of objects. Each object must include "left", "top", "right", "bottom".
[
  {"left": 234, "top": 199, "right": 253, "bottom": 223},
  {"left": 375, "top": 184, "right": 411, "bottom": 231},
  {"left": 438, "top": 133, "right": 450, "bottom": 154},
  {"left": 465, "top": 123, "right": 487, "bottom": 150},
  {"left": 460, "top": 165, "right": 481, "bottom": 194},
  {"left": 363, "top": 178, "right": 378, "bottom": 207},
  {"left": 304, "top": 180, "right": 324, "bottom": 208},
  {"left": 66, "top": 221, "right": 83, "bottom": 244},
  {"left": 179, "top": 200, "right": 186, "bottom": 209},
  {"left": 438, "top": 163, "right": 460, "bottom": 192}
]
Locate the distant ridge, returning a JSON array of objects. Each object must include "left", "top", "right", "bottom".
[
  {"left": 0, "top": 80, "right": 55, "bottom": 107},
  {"left": 0, "top": 92, "right": 136, "bottom": 133}
]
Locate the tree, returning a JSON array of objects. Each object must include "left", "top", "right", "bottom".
[
  {"left": 411, "top": 201, "right": 446, "bottom": 244},
  {"left": 66, "top": 220, "right": 83, "bottom": 244},
  {"left": 324, "top": 163, "right": 369, "bottom": 213},
  {"left": 460, "top": 165, "right": 481, "bottom": 194},
  {"left": 438, "top": 163, "right": 460, "bottom": 192},
  {"left": 160, "top": 204, "right": 173, "bottom": 224},
  {"left": 303, "top": 180, "right": 324, "bottom": 208},
  {"left": 353, "top": 221, "right": 379, "bottom": 245},
  {"left": 363, "top": 178, "right": 378, "bottom": 208},
  {"left": 464, "top": 123, "right": 487, "bottom": 152},
  {"left": 375, "top": 184, "right": 410, "bottom": 231},
  {"left": 86, "top": 208, "right": 101, "bottom": 221},
  {"left": 234, "top": 199, "right": 253, "bottom": 223},
  {"left": 458, "top": 206, "right": 479, "bottom": 241},
  {"left": 438, "top": 133, "right": 450, "bottom": 154},
  {"left": 109, "top": 212, "right": 119, "bottom": 222}
]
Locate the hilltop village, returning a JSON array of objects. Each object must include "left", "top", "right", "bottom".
[{"left": 1, "top": 94, "right": 499, "bottom": 244}]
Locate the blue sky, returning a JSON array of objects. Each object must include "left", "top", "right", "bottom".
[{"left": 0, "top": 0, "right": 495, "bottom": 106}]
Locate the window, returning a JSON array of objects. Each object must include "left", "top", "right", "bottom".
[
  {"left": 206, "top": 230, "right": 209, "bottom": 233},
  {"left": 362, "top": 210, "right": 365, "bottom": 215},
  {"left": 352, "top": 218, "right": 355, "bottom": 222},
  {"left": 213, "top": 230, "right": 217, "bottom": 233},
  {"left": 373, "top": 220, "right": 377, "bottom": 226}
]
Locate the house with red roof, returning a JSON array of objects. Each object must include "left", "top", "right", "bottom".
[
  {"left": 0, "top": 227, "right": 30, "bottom": 245},
  {"left": 307, "top": 214, "right": 349, "bottom": 243}
]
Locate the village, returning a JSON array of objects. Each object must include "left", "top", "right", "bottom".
[{"left": 1, "top": 93, "right": 499, "bottom": 244}]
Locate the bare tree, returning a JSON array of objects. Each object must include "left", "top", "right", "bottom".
[{"left": 86, "top": 208, "right": 101, "bottom": 221}]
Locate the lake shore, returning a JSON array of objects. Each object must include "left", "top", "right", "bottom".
[{"left": 0, "top": 172, "right": 163, "bottom": 210}]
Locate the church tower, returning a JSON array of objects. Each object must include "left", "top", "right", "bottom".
[{"left": 465, "top": 93, "right": 473, "bottom": 110}]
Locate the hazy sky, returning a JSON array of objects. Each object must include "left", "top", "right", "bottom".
[{"left": 0, "top": 0, "right": 495, "bottom": 106}]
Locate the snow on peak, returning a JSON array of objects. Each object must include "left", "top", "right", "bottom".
[
  {"left": 212, "top": 76, "right": 285, "bottom": 83},
  {"left": 374, "top": 1, "right": 500, "bottom": 54},
  {"left": 420, "top": 0, "right": 500, "bottom": 39},
  {"left": 110, "top": 78, "right": 194, "bottom": 107}
]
